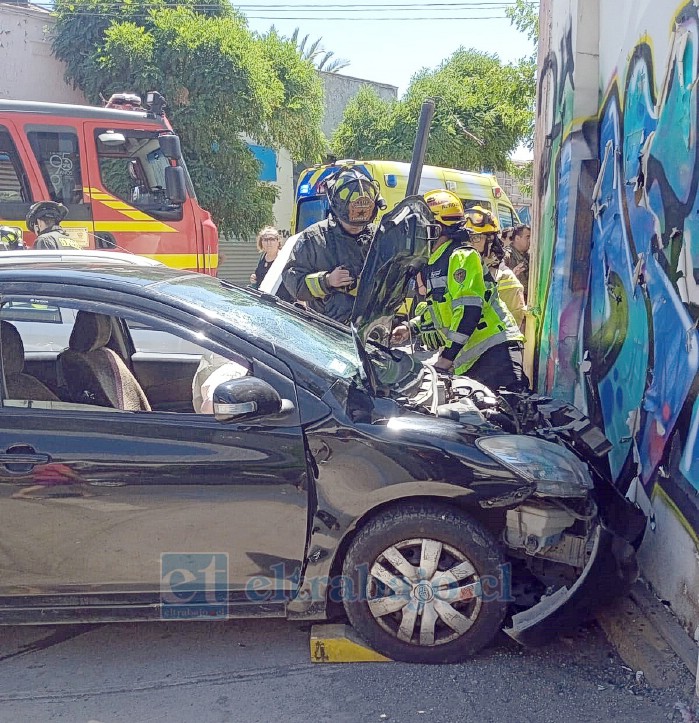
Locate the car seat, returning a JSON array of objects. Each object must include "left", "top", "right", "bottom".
[
  {"left": 57, "top": 311, "right": 151, "bottom": 411},
  {"left": 0, "top": 320, "right": 59, "bottom": 402}
]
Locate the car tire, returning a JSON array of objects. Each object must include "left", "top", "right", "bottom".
[{"left": 341, "top": 502, "right": 507, "bottom": 663}]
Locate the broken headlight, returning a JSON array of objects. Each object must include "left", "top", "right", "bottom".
[{"left": 475, "top": 435, "right": 594, "bottom": 498}]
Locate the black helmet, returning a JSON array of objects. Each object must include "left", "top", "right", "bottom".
[
  {"left": 326, "top": 166, "right": 385, "bottom": 227},
  {"left": 0, "top": 226, "right": 24, "bottom": 250},
  {"left": 25, "top": 201, "right": 68, "bottom": 232}
]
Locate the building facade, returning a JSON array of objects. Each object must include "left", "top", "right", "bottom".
[{"left": 533, "top": 0, "right": 699, "bottom": 635}]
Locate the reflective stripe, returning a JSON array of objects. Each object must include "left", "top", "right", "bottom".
[
  {"left": 452, "top": 296, "right": 483, "bottom": 309},
  {"left": 305, "top": 272, "right": 327, "bottom": 298},
  {"left": 447, "top": 330, "right": 470, "bottom": 344},
  {"left": 430, "top": 276, "right": 447, "bottom": 289},
  {"left": 453, "top": 330, "right": 513, "bottom": 372}
]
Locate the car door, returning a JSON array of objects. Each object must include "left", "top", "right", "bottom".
[{"left": 0, "top": 296, "right": 311, "bottom": 614}]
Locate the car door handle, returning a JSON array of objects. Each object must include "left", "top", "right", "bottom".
[{"left": 0, "top": 447, "right": 52, "bottom": 466}]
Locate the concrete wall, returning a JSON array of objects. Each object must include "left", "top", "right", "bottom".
[
  {"left": 534, "top": 0, "right": 699, "bottom": 634},
  {"left": 0, "top": 3, "right": 86, "bottom": 104},
  {"left": 320, "top": 71, "right": 398, "bottom": 139}
]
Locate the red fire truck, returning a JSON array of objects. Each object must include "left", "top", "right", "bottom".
[{"left": 0, "top": 92, "right": 218, "bottom": 274}]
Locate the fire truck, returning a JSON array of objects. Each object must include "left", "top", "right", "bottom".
[{"left": 0, "top": 92, "right": 218, "bottom": 274}]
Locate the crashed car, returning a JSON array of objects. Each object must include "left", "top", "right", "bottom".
[{"left": 0, "top": 202, "right": 645, "bottom": 663}]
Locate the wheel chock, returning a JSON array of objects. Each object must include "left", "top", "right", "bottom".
[{"left": 310, "top": 624, "right": 392, "bottom": 663}]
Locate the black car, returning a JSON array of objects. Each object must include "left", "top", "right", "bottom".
[{"left": 0, "top": 199, "right": 645, "bottom": 663}]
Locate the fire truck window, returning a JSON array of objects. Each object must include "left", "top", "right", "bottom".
[
  {"left": 95, "top": 131, "right": 181, "bottom": 220},
  {"left": 0, "top": 127, "right": 31, "bottom": 202},
  {"left": 26, "top": 129, "right": 84, "bottom": 205}
]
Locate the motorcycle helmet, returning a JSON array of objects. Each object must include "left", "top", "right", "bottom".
[{"left": 25, "top": 201, "right": 68, "bottom": 234}]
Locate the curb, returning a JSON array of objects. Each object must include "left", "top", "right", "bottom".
[{"left": 596, "top": 580, "right": 698, "bottom": 691}]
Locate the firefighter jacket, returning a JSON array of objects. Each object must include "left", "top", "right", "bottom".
[
  {"left": 420, "top": 240, "right": 523, "bottom": 375},
  {"left": 33, "top": 226, "right": 81, "bottom": 250},
  {"left": 282, "top": 217, "right": 375, "bottom": 323},
  {"left": 493, "top": 264, "right": 526, "bottom": 328}
]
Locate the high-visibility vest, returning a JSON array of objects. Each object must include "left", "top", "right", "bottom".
[{"left": 424, "top": 241, "right": 523, "bottom": 374}]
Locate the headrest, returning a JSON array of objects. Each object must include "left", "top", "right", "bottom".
[
  {"left": 69, "top": 311, "right": 112, "bottom": 353},
  {"left": 0, "top": 320, "right": 24, "bottom": 375}
]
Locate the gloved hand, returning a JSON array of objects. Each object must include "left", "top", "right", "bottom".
[{"left": 414, "top": 302, "right": 444, "bottom": 351}]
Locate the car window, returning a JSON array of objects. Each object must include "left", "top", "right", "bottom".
[
  {"left": 498, "top": 206, "right": 515, "bottom": 230},
  {"left": 153, "top": 275, "right": 361, "bottom": 381},
  {"left": 462, "top": 199, "right": 492, "bottom": 212},
  {"left": 1, "top": 300, "right": 74, "bottom": 352},
  {"left": 0, "top": 297, "right": 249, "bottom": 415}
]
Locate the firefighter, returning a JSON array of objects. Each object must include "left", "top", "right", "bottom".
[
  {"left": 282, "top": 166, "right": 385, "bottom": 323},
  {"left": 25, "top": 202, "right": 81, "bottom": 250},
  {"left": 392, "top": 193, "right": 528, "bottom": 392},
  {"left": 0, "top": 226, "right": 25, "bottom": 251}
]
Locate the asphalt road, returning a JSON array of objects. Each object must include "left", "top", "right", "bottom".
[{"left": 0, "top": 618, "right": 694, "bottom": 722}]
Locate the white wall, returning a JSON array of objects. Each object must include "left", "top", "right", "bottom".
[{"left": 0, "top": 4, "right": 86, "bottom": 103}]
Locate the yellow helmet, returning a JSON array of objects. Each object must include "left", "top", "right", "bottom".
[
  {"left": 424, "top": 189, "right": 465, "bottom": 227},
  {"left": 463, "top": 205, "right": 500, "bottom": 235}
]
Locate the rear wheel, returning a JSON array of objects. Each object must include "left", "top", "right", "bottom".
[{"left": 341, "top": 503, "right": 507, "bottom": 663}]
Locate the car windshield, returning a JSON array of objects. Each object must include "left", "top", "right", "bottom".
[{"left": 153, "top": 275, "right": 361, "bottom": 379}]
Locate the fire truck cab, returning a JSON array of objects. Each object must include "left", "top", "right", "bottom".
[{"left": 0, "top": 95, "right": 218, "bottom": 274}]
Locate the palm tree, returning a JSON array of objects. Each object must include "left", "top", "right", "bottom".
[{"left": 289, "top": 27, "right": 350, "bottom": 73}]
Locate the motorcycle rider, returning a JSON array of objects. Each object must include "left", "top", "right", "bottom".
[
  {"left": 0, "top": 226, "right": 25, "bottom": 251},
  {"left": 282, "top": 166, "right": 385, "bottom": 323},
  {"left": 393, "top": 192, "right": 528, "bottom": 392},
  {"left": 25, "top": 201, "right": 81, "bottom": 250}
]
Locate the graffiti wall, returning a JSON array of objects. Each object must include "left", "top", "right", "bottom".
[{"left": 534, "top": 0, "right": 699, "bottom": 630}]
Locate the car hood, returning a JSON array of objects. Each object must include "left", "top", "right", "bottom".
[{"left": 351, "top": 196, "right": 434, "bottom": 353}]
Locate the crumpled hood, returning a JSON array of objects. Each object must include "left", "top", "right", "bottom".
[{"left": 351, "top": 196, "right": 434, "bottom": 347}]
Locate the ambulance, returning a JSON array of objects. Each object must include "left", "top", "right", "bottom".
[
  {"left": 291, "top": 159, "right": 520, "bottom": 235},
  {"left": 0, "top": 93, "right": 218, "bottom": 274}
]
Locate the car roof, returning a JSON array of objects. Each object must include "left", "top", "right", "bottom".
[
  {"left": 0, "top": 250, "right": 164, "bottom": 267},
  {"left": 0, "top": 260, "right": 193, "bottom": 290}
]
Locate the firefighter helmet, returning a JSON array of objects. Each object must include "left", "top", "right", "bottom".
[
  {"left": 326, "top": 167, "right": 384, "bottom": 227},
  {"left": 463, "top": 205, "right": 500, "bottom": 234},
  {"left": 424, "top": 189, "right": 465, "bottom": 227},
  {"left": 25, "top": 201, "right": 68, "bottom": 233},
  {"left": 0, "top": 226, "right": 23, "bottom": 250}
]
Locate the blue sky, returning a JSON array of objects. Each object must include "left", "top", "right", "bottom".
[{"left": 242, "top": 1, "right": 536, "bottom": 95}]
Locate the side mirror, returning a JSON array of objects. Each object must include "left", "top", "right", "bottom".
[
  {"left": 98, "top": 131, "right": 126, "bottom": 147},
  {"left": 165, "top": 166, "right": 187, "bottom": 204},
  {"left": 213, "top": 377, "right": 288, "bottom": 422},
  {"left": 159, "top": 133, "right": 182, "bottom": 161}
]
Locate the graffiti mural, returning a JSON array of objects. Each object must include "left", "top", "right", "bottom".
[{"left": 534, "top": 1, "right": 699, "bottom": 542}]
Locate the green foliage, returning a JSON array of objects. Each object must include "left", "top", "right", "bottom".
[
  {"left": 505, "top": 0, "right": 539, "bottom": 44},
  {"left": 52, "top": 0, "right": 326, "bottom": 239},
  {"left": 331, "top": 49, "right": 535, "bottom": 171}
]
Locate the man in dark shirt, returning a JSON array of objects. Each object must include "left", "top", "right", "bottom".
[
  {"left": 505, "top": 224, "right": 531, "bottom": 297},
  {"left": 282, "top": 166, "right": 384, "bottom": 323},
  {"left": 26, "top": 202, "right": 81, "bottom": 250}
]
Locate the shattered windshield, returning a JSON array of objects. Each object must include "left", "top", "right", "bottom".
[{"left": 153, "top": 275, "right": 361, "bottom": 380}]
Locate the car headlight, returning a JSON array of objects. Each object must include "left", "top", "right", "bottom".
[{"left": 476, "top": 435, "right": 594, "bottom": 498}]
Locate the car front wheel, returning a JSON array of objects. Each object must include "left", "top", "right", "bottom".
[{"left": 341, "top": 503, "right": 508, "bottom": 663}]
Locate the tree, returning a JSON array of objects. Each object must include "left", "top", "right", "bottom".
[
  {"left": 331, "top": 49, "right": 535, "bottom": 171},
  {"left": 289, "top": 27, "right": 350, "bottom": 73},
  {"left": 52, "top": 0, "right": 326, "bottom": 239}
]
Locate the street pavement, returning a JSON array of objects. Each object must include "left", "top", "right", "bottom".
[{"left": 0, "top": 618, "right": 694, "bottom": 722}]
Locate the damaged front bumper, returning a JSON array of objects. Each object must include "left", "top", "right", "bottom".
[{"left": 504, "top": 475, "right": 647, "bottom": 646}]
